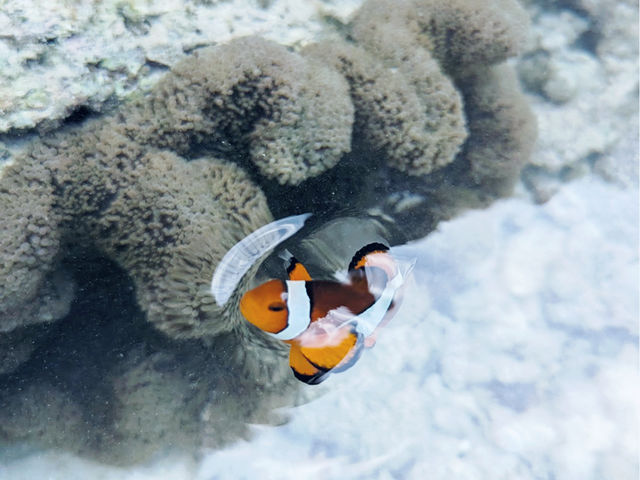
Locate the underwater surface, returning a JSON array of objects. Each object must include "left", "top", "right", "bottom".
[{"left": 0, "top": 0, "right": 638, "bottom": 479}]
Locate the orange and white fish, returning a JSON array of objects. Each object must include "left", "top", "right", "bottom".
[{"left": 240, "top": 243, "right": 410, "bottom": 384}]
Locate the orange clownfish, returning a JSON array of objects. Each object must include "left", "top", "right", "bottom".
[{"left": 240, "top": 243, "right": 407, "bottom": 384}]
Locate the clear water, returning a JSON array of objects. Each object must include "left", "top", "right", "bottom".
[{"left": 0, "top": 0, "right": 638, "bottom": 479}]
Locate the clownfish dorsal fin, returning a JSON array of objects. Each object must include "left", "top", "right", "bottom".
[
  {"left": 348, "top": 242, "right": 390, "bottom": 271},
  {"left": 286, "top": 257, "right": 312, "bottom": 281}
]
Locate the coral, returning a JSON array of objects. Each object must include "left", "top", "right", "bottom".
[
  {"left": 0, "top": 160, "right": 72, "bottom": 332},
  {"left": 0, "top": 0, "right": 535, "bottom": 464},
  {"left": 20, "top": 124, "right": 273, "bottom": 339},
  {"left": 455, "top": 65, "right": 537, "bottom": 196},
  {"left": 349, "top": 0, "right": 534, "bottom": 191},
  {"left": 269, "top": 0, "right": 536, "bottom": 242},
  {"left": 304, "top": 39, "right": 467, "bottom": 176},
  {"left": 1, "top": 36, "right": 355, "bottom": 340},
  {"left": 350, "top": 0, "right": 530, "bottom": 71},
  {"left": 120, "top": 37, "right": 354, "bottom": 185}
]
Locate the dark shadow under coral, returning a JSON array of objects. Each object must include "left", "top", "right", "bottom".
[{"left": 0, "top": 247, "right": 299, "bottom": 464}]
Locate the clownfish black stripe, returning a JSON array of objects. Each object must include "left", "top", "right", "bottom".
[
  {"left": 305, "top": 281, "right": 314, "bottom": 315},
  {"left": 286, "top": 256, "right": 312, "bottom": 281},
  {"left": 286, "top": 256, "right": 301, "bottom": 275},
  {"left": 292, "top": 368, "right": 328, "bottom": 385},
  {"left": 348, "top": 242, "right": 390, "bottom": 271},
  {"left": 300, "top": 356, "right": 331, "bottom": 373}
]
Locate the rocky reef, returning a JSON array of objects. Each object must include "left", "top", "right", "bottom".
[
  {"left": 0, "top": 0, "right": 535, "bottom": 464},
  {"left": 516, "top": 0, "right": 638, "bottom": 200}
]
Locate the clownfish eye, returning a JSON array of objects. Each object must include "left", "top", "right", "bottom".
[{"left": 268, "top": 302, "right": 286, "bottom": 312}]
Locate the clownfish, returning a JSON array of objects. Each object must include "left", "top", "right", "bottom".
[{"left": 240, "top": 242, "right": 408, "bottom": 384}]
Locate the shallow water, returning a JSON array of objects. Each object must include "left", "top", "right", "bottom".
[{"left": 0, "top": 0, "right": 638, "bottom": 478}]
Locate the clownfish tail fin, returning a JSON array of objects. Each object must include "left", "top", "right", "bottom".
[
  {"left": 348, "top": 242, "right": 390, "bottom": 271},
  {"left": 286, "top": 256, "right": 312, "bottom": 281}
]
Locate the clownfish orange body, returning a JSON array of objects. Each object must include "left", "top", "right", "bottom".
[{"left": 240, "top": 243, "right": 407, "bottom": 384}]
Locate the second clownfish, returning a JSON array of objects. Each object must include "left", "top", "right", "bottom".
[{"left": 240, "top": 243, "right": 407, "bottom": 384}]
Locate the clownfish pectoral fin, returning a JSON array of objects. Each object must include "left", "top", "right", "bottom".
[
  {"left": 289, "top": 343, "right": 328, "bottom": 385},
  {"left": 286, "top": 257, "right": 312, "bottom": 281},
  {"left": 348, "top": 242, "right": 390, "bottom": 271}
]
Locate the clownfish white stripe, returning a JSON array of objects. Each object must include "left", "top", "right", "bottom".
[
  {"left": 268, "top": 280, "right": 311, "bottom": 340},
  {"left": 352, "top": 270, "right": 404, "bottom": 337}
]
